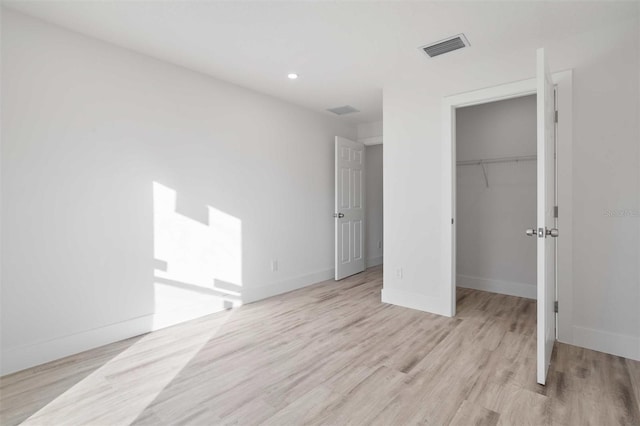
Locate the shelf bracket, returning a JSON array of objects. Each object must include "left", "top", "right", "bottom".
[{"left": 480, "top": 162, "right": 489, "bottom": 188}]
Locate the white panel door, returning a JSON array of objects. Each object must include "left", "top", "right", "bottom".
[
  {"left": 335, "top": 136, "right": 365, "bottom": 280},
  {"left": 536, "top": 48, "right": 558, "bottom": 385}
]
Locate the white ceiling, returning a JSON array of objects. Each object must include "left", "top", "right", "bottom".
[{"left": 3, "top": 1, "right": 635, "bottom": 124}]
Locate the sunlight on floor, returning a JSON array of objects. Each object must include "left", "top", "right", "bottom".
[{"left": 21, "top": 309, "right": 237, "bottom": 425}]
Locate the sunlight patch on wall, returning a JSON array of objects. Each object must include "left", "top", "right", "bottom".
[{"left": 153, "top": 182, "right": 242, "bottom": 325}]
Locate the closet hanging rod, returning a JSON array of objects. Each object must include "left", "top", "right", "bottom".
[{"left": 456, "top": 155, "right": 537, "bottom": 166}]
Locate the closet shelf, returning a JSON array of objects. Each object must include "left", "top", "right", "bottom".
[
  {"left": 457, "top": 155, "right": 537, "bottom": 187},
  {"left": 456, "top": 155, "right": 537, "bottom": 166}
]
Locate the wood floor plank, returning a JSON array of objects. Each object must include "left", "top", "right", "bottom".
[
  {"left": 1, "top": 265, "right": 638, "bottom": 426},
  {"left": 627, "top": 359, "right": 640, "bottom": 421},
  {"left": 262, "top": 385, "right": 345, "bottom": 425},
  {"left": 449, "top": 400, "right": 500, "bottom": 426}
]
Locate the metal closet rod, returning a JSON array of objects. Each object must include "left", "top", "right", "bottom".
[
  {"left": 456, "top": 154, "right": 537, "bottom": 166},
  {"left": 457, "top": 154, "right": 537, "bottom": 188}
]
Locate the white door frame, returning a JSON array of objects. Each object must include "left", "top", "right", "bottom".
[{"left": 441, "top": 70, "right": 573, "bottom": 344}]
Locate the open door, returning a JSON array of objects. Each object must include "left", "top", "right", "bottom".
[
  {"left": 536, "top": 48, "right": 558, "bottom": 385},
  {"left": 335, "top": 136, "right": 365, "bottom": 280}
]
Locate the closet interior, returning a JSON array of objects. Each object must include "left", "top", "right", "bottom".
[{"left": 455, "top": 94, "right": 538, "bottom": 301}]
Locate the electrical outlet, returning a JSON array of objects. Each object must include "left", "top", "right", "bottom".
[
  {"left": 396, "top": 268, "right": 403, "bottom": 279},
  {"left": 271, "top": 260, "right": 278, "bottom": 272}
]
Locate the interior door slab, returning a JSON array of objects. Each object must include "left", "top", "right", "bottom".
[
  {"left": 335, "top": 136, "right": 365, "bottom": 280},
  {"left": 536, "top": 47, "right": 557, "bottom": 385}
]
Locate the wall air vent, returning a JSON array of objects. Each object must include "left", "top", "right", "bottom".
[
  {"left": 420, "top": 34, "right": 470, "bottom": 58},
  {"left": 326, "top": 105, "right": 360, "bottom": 115}
]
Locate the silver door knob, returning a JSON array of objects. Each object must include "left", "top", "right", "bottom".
[
  {"left": 546, "top": 228, "right": 559, "bottom": 237},
  {"left": 333, "top": 213, "right": 344, "bottom": 218},
  {"left": 525, "top": 228, "right": 536, "bottom": 237}
]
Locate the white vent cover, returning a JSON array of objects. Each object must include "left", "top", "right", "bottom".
[
  {"left": 327, "top": 105, "right": 360, "bottom": 115},
  {"left": 420, "top": 34, "right": 470, "bottom": 58}
]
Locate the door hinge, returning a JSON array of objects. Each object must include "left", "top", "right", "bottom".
[
  {"left": 451, "top": 218, "right": 454, "bottom": 225},
  {"left": 554, "top": 110, "right": 558, "bottom": 123},
  {"left": 554, "top": 301, "right": 559, "bottom": 313},
  {"left": 553, "top": 206, "right": 559, "bottom": 218}
]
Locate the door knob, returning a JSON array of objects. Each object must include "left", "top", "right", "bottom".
[
  {"left": 525, "top": 228, "right": 536, "bottom": 237},
  {"left": 334, "top": 213, "right": 344, "bottom": 218},
  {"left": 546, "top": 228, "right": 559, "bottom": 237}
]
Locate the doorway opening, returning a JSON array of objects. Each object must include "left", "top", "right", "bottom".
[
  {"left": 455, "top": 95, "right": 538, "bottom": 302},
  {"left": 454, "top": 94, "right": 540, "bottom": 365},
  {"left": 334, "top": 134, "right": 384, "bottom": 281},
  {"left": 442, "top": 62, "right": 573, "bottom": 385}
]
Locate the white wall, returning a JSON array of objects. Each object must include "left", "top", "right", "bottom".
[
  {"left": 0, "top": 10, "right": 356, "bottom": 374},
  {"left": 383, "top": 11, "right": 640, "bottom": 359},
  {"left": 456, "top": 95, "right": 537, "bottom": 299},
  {"left": 365, "top": 144, "right": 383, "bottom": 267},
  {"left": 357, "top": 120, "right": 383, "bottom": 146}
]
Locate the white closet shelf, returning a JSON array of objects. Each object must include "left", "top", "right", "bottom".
[
  {"left": 456, "top": 155, "right": 536, "bottom": 187},
  {"left": 456, "top": 154, "right": 537, "bottom": 166}
]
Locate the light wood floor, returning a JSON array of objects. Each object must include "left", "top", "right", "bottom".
[{"left": 1, "top": 266, "right": 639, "bottom": 425}]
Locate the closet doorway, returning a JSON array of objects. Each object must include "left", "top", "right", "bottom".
[
  {"left": 443, "top": 64, "right": 573, "bottom": 385},
  {"left": 455, "top": 95, "right": 538, "bottom": 301}
]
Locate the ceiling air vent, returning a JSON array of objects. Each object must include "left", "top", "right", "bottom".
[
  {"left": 420, "top": 34, "right": 470, "bottom": 58},
  {"left": 327, "top": 105, "right": 360, "bottom": 115}
]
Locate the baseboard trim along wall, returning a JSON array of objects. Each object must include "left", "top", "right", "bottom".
[
  {"left": 381, "top": 287, "right": 453, "bottom": 317},
  {"left": 571, "top": 325, "right": 640, "bottom": 361},
  {"left": 2, "top": 264, "right": 389, "bottom": 375},
  {"left": 0, "top": 300, "right": 221, "bottom": 376},
  {"left": 456, "top": 274, "right": 536, "bottom": 300},
  {"left": 1, "top": 270, "right": 331, "bottom": 375},
  {"left": 244, "top": 260, "right": 383, "bottom": 303},
  {"left": 242, "top": 268, "right": 335, "bottom": 304}
]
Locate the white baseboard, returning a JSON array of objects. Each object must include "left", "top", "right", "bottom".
[
  {"left": 381, "top": 287, "right": 453, "bottom": 317},
  {"left": 366, "top": 256, "right": 383, "bottom": 268},
  {"left": 1, "top": 300, "right": 224, "bottom": 376},
  {"left": 571, "top": 325, "right": 640, "bottom": 361},
  {"left": 456, "top": 274, "right": 536, "bottom": 300},
  {"left": 240, "top": 267, "right": 335, "bottom": 304},
  {"left": 241, "top": 260, "right": 385, "bottom": 303},
  {"left": 0, "top": 266, "right": 349, "bottom": 376}
]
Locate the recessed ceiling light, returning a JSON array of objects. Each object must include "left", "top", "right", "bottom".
[{"left": 287, "top": 73, "right": 298, "bottom": 80}]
